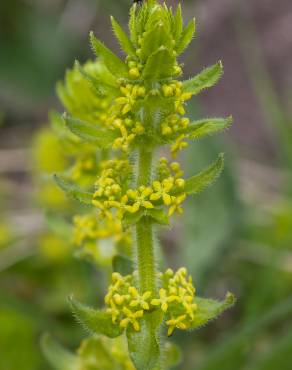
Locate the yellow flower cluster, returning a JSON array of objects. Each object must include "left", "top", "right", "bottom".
[
  {"left": 158, "top": 268, "right": 197, "bottom": 336},
  {"left": 107, "top": 83, "right": 146, "bottom": 151},
  {"left": 171, "top": 134, "right": 189, "bottom": 158},
  {"left": 92, "top": 157, "right": 187, "bottom": 219},
  {"left": 105, "top": 268, "right": 197, "bottom": 336},
  {"left": 71, "top": 153, "right": 97, "bottom": 181},
  {"left": 127, "top": 58, "right": 143, "bottom": 80},
  {"left": 73, "top": 213, "right": 131, "bottom": 265},
  {"left": 161, "top": 81, "right": 192, "bottom": 114},
  {"left": 58, "top": 60, "right": 112, "bottom": 127},
  {"left": 73, "top": 214, "right": 124, "bottom": 245},
  {"left": 77, "top": 336, "right": 135, "bottom": 370},
  {"left": 161, "top": 81, "right": 193, "bottom": 157},
  {"left": 101, "top": 76, "right": 193, "bottom": 155},
  {"left": 92, "top": 158, "right": 132, "bottom": 217},
  {"left": 105, "top": 272, "right": 152, "bottom": 331}
]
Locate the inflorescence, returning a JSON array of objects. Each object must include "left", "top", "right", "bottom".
[
  {"left": 51, "top": 0, "right": 234, "bottom": 355},
  {"left": 105, "top": 268, "right": 197, "bottom": 336}
]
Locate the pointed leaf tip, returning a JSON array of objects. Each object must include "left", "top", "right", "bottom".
[
  {"left": 90, "top": 32, "right": 128, "bottom": 77},
  {"left": 54, "top": 175, "right": 93, "bottom": 204},
  {"left": 190, "top": 292, "right": 236, "bottom": 330},
  {"left": 64, "top": 116, "right": 117, "bottom": 148},
  {"left": 143, "top": 47, "right": 175, "bottom": 80},
  {"left": 69, "top": 296, "right": 123, "bottom": 338},
  {"left": 176, "top": 17, "right": 196, "bottom": 55},
  {"left": 183, "top": 61, "right": 224, "bottom": 95},
  {"left": 225, "top": 291, "right": 236, "bottom": 306},
  {"left": 184, "top": 116, "right": 233, "bottom": 140},
  {"left": 185, "top": 153, "right": 225, "bottom": 195},
  {"left": 111, "top": 16, "right": 136, "bottom": 56}
]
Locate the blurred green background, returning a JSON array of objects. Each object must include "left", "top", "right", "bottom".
[{"left": 1, "top": 0, "right": 292, "bottom": 369}]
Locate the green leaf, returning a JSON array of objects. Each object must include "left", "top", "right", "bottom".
[
  {"left": 40, "top": 334, "right": 77, "bottom": 370},
  {"left": 185, "top": 153, "right": 225, "bottom": 195},
  {"left": 45, "top": 213, "right": 73, "bottom": 239},
  {"left": 123, "top": 209, "right": 144, "bottom": 226},
  {"left": 176, "top": 18, "right": 196, "bottom": 55},
  {"left": 184, "top": 116, "right": 233, "bottom": 140},
  {"left": 64, "top": 115, "right": 117, "bottom": 148},
  {"left": 146, "top": 208, "right": 170, "bottom": 225},
  {"left": 90, "top": 32, "right": 128, "bottom": 78},
  {"left": 190, "top": 292, "right": 235, "bottom": 330},
  {"left": 164, "top": 341, "right": 182, "bottom": 369},
  {"left": 141, "top": 23, "right": 172, "bottom": 61},
  {"left": 248, "top": 330, "right": 292, "bottom": 370},
  {"left": 143, "top": 47, "right": 175, "bottom": 80},
  {"left": 196, "top": 297, "right": 292, "bottom": 370},
  {"left": 112, "top": 254, "right": 134, "bottom": 276},
  {"left": 172, "top": 4, "right": 183, "bottom": 43},
  {"left": 126, "top": 314, "right": 161, "bottom": 370},
  {"left": 183, "top": 61, "right": 223, "bottom": 95},
  {"left": 73, "top": 61, "right": 107, "bottom": 97},
  {"left": 69, "top": 296, "right": 123, "bottom": 338},
  {"left": 56, "top": 81, "right": 72, "bottom": 113},
  {"left": 54, "top": 175, "right": 93, "bottom": 204},
  {"left": 111, "top": 16, "right": 136, "bottom": 56},
  {"left": 129, "top": 4, "right": 138, "bottom": 44}
]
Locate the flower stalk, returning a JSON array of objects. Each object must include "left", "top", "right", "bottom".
[
  {"left": 136, "top": 147, "right": 157, "bottom": 294},
  {"left": 136, "top": 217, "right": 156, "bottom": 293}
]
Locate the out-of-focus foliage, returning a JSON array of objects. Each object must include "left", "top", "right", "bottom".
[
  {"left": 0, "top": 304, "right": 41, "bottom": 370},
  {"left": 41, "top": 334, "right": 181, "bottom": 370},
  {"left": 0, "top": 0, "right": 128, "bottom": 103},
  {"left": 182, "top": 137, "right": 239, "bottom": 285}
]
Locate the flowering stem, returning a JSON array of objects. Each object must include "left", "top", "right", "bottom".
[
  {"left": 137, "top": 146, "right": 152, "bottom": 186},
  {"left": 135, "top": 146, "right": 161, "bottom": 370},
  {"left": 136, "top": 147, "right": 157, "bottom": 294},
  {"left": 136, "top": 218, "right": 156, "bottom": 293}
]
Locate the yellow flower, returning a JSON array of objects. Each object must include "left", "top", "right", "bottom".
[
  {"left": 168, "top": 193, "right": 186, "bottom": 216},
  {"left": 128, "top": 287, "right": 152, "bottom": 310},
  {"left": 129, "top": 68, "right": 140, "bottom": 79},
  {"left": 107, "top": 306, "right": 120, "bottom": 323},
  {"left": 113, "top": 294, "right": 128, "bottom": 305},
  {"left": 73, "top": 214, "right": 97, "bottom": 245},
  {"left": 120, "top": 307, "right": 144, "bottom": 331},
  {"left": 171, "top": 134, "right": 188, "bottom": 158},
  {"left": 162, "top": 84, "right": 174, "bottom": 97},
  {"left": 180, "top": 117, "right": 190, "bottom": 129},
  {"left": 92, "top": 200, "right": 113, "bottom": 219},
  {"left": 175, "top": 178, "right": 185, "bottom": 188},
  {"left": 151, "top": 288, "right": 177, "bottom": 312},
  {"left": 176, "top": 287, "right": 197, "bottom": 319},
  {"left": 105, "top": 195, "right": 129, "bottom": 218},
  {"left": 161, "top": 124, "right": 173, "bottom": 136},
  {"left": 150, "top": 179, "right": 173, "bottom": 205},
  {"left": 125, "top": 187, "right": 154, "bottom": 213},
  {"left": 112, "top": 127, "right": 135, "bottom": 151},
  {"left": 166, "top": 315, "right": 187, "bottom": 336}
]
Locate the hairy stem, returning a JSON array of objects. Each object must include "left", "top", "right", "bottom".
[
  {"left": 136, "top": 218, "right": 156, "bottom": 293},
  {"left": 135, "top": 147, "right": 157, "bottom": 294},
  {"left": 137, "top": 146, "right": 153, "bottom": 186},
  {"left": 135, "top": 146, "right": 161, "bottom": 370}
]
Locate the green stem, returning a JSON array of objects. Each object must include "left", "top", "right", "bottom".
[
  {"left": 137, "top": 146, "right": 153, "bottom": 186},
  {"left": 136, "top": 218, "right": 156, "bottom": 293},
  {"left": 135, "top": 147, "right": 161, "bottom": 370},
  {"left": 135, "top": 147, "right": 157, "bottom": 293},
  {"left": 100, "top": 148, "right": 109, "bottom": 161}
]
